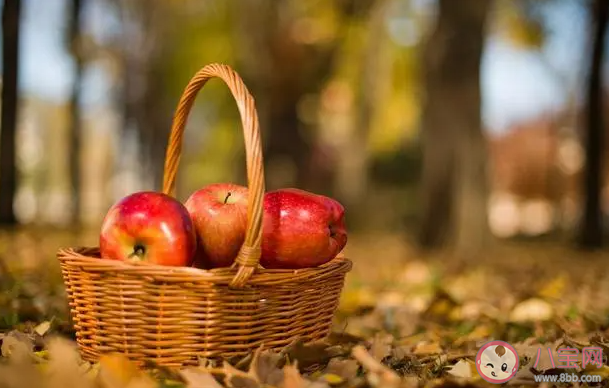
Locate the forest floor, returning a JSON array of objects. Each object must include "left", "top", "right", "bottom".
[{"left": 1, "top": 227, "right": 609, "bottom": 387}]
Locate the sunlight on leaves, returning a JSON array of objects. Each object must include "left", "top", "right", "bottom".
[
  {"left": 446, "top": 359, "right": 476, "bottom": 379},
  {"left": 509, "top": 298, "right": 554, "bottom": 323}
]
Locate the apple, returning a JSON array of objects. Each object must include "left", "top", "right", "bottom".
[
  {"left": 99, "top": 191, "right": 196, "bottom": 266},
  {"left": 260, "top": 188, "right": 347, "bottom": 269},
  {"left": 184, "top": 183, "right": 249, "bottom": 268}
]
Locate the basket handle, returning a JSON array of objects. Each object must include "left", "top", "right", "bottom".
[{"left": 162, "top": 63, "right": 265, "bottom": 288}]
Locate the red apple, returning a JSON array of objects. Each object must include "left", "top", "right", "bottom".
[
  {"left": 184, "top": 183, "right": 249, "bottom": 268},
  {"left": 261, "top": 188, "right": 347, "bottom": 269},
  {"left": 99, "top": 191, "right": 196, "bottom": 266}
]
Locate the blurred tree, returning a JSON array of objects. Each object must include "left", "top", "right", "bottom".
[
  {"left": 232, "top": 0, "right": 375, "bottom": 192},
  {"left": 578, "top": 0, "right": 608, "bottom": 249},
  {"left": 67, "top": 0, "right": 85, "bottom": 225},
  {"left": 0, "top": 0, "right": 21, "bottom": 226},
  {"left": 114, "top": 0, "right": 174, "bottom": 190},
  {"left": 418, "top": 0, "right": 493, "bottom": 254},
  {"left": 333, "top": 0, "right": 389, "bottom": 213}
]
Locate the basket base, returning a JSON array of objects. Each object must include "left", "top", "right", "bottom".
[{"left": 76, "top": 329, "right": 333, "bottom": 368}]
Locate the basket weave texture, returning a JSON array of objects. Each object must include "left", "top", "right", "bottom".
[{"left": 57, "top": 64, "right": 352, "bottom": 368}]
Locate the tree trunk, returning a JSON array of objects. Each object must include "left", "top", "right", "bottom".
[
  {"left": 68, "top": 0, "right": 84, "bottom": 225},
  {"left": 418, "top": 0, "right": 493, "bottom": 253},
  {"left": 117, "top": 0, "right": 171, "bottom": 192},
  {"left": 578, "top": 0, "right": 608, "bottom": 249},
  {"left": 0, "top": 0, "right": 21, "bottom": 226}
]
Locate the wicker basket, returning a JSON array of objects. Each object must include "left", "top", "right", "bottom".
[{"left": 57, "top": 64, "right": 352, "bottom": 368}]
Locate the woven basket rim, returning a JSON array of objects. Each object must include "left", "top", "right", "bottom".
[{"left": 58, "top": 246, "right": 352, "bottom": 286}]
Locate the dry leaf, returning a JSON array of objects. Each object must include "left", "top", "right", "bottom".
[
  {"left": 453, "top": 325, "right": 491, "bottom": 347},
  {"left": 582, "top": 362, "right": 609, "bottom": 378},
  {"left": 97, "top": 353, "right": 156, "bottom": 388},
  {"left": 318, "top": 373, "right": 343, "bottom": 385},
  {"left": 281, "top": 363, "right": 330, "bottom": 388},
  {"left": 509, "top": 298, "right": 553, "bottom": 322},
  {"left": 248, "top": 348, "right": 284, "bottom": 386},
  {"left": 446, "top": 359, "right": 476, "bottom": 379},
  {"left": 0, "top": 363, "right": 44, "bottom": 388},
  {"left": 282, "top": 364, "right": 305, "bottom": 388},
  {"left": 46, "top": 337, "right": 92, "bottom": 388},
  {"left": 538, "top": 275, "right": 568, "bottom": 300},
  {"left": 352, "top": 345, "right": 400, "bottom": 388},
  {"left": 180, "top": 368, "right": 224, "bottom": 388},
  {"left": 517, "top": 340, "right": 562, "bottom": 373},
  {"left": 370, "top": 333, "right": 393, "bottom": 361},
  {"left": 285, "top": 339, "right": 346, "bottom": 371},
  {"left": 413, "top": 341, "right": 442, "bottom": 355},
  {"left": 34, "top": 321, "right": 51, "bottom": 337},
  {"left": 339, "top": 288, "right": 377, "bottom": 315},
  {"left": 1, "top": 330, "right": 33, "bottom": 361},
  {"left": 324, "top": 358, "right": 359, "bottom": 381},
  {"left": 223, "top": 360, "right": 260, "bottom": 388}
]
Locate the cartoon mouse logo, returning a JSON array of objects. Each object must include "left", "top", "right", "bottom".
[{"left": 475, "top": 340, "right": 519, "bottom": 384}]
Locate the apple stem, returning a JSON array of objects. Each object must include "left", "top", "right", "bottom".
[
  {"left": 129, "top": 244, "right": 146, "bottom": 260},
  {"left": 224, "top": 192, "right": 232, "bottom": 204}
]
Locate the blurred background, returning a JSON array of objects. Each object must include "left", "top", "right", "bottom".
[
  {"left": 1, "top": 0, "right": 609, "bottom": 345},
  {"left": 0, "top": 0, "right": 607, "bottom": 263}
]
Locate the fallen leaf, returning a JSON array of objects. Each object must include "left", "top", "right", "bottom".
[
  {"left": 180, "top": 368, "right": 224, "bottom": 388},
  {"left": 509, "top": 298, "right": 553, "bottom": 322},
  {"left": 582, "top": 363, "right": 609, "bottom": 378},
  {"left": 46, "top": 337, "right": 92, "bottom": 388},
  {"left": 284, "top": 339, "right": 346, "bottom": 371},
  {"left": 1, "top": 330, "right": 33, "bottom": 361},
  {"left": 281, "top": 363, "right": 329, "bottom": 388},
  {"left": 281, "top": 364, "right": 305, "bottom": 388},
  {"left": 223, "top": 360, "right": 260, "bottom": 388},
  {"left": 370, "top": 333, "right": 393, "bottom": 361},
  {"left": 0, "top": 362, "right": 44, "bottom": 388},
  {"left": 446, "top": 359, "right": 475, "bottom": 379},
  {"left": 421, "top": 291, "right": 459, "bottom": 324},
  {"left": 248, "top": 348, "right": 284, "bottom": 386},
  {"left": 351, "top": 345, "right": 400, "bottom": 388},
  {"left": 339, "top": 288, "right": 377, "bottom": 315},
  {"left": 453, "top": 325, "right": 491, "bottom": 347},
  {"left": 33, "top": 320, "right": 51, "bottom": 337},
  {"left": 318, "top": 373, "right": 343, "bottom": 385},
  {"left": 413, "top": 341, "right": 443, "bottom": 355},
  {"left": 97, "top": 353, "right": 156, "bottom": 388},
  {"left": 324, "top": 358, "right": 359, "bottom": 381},
  {"left": 538, "top": 274, "right": 568, "bottom": 300},
  {"left": 325, "top": 331, "right": 365, "bottom": 347}
]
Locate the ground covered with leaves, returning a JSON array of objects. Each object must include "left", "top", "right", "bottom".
[{"left": 2, "top": 229, "right": 609, "bottom": 387}]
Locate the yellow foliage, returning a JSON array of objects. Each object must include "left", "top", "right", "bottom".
[
  {"left": 538, "top": 274, "right": 568, "bottom": 300},
  {"left": 494, "top": 1, "right": 545, "bottom": 49}
]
